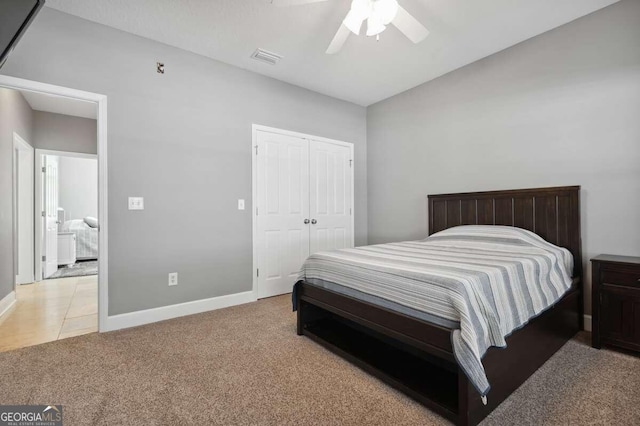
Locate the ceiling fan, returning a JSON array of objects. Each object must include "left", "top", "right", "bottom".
[{"left": 271, "top": 0, "right": 430, "bottom": 54}]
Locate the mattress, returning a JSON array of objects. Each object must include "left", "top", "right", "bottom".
[
  {"left": 303, "top": 277, "right": 460, "bottom": 329},
  {"left": 296, "top": 225, "right": 574, "bottom": 399}
]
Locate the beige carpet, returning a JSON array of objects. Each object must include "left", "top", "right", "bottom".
[{"left": 0, "top": 295, "right": 638, "bottom": 425}]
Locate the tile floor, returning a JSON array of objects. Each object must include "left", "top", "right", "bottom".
[{"left": 0, "top": 275, "right": 97, "bottom": 352}]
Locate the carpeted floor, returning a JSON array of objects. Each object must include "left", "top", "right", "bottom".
[
  {"left": 48, "top": 260, "right": 98, "bottom": 279},
  {"left": 0, "top": 295, "right": 638, "bottom": 425}
]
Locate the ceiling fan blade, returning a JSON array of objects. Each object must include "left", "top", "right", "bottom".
[
  {"left": 325, "top": 24, "right": 351, "bottom": 54},
  {"left": 270, "top": 0, "right": 330, "bottom": 6},
  {"left": 392, "top": 5, "right": 429, "bottom": 44}
]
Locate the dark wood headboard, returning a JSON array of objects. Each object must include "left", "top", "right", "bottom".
[{"left": 428, "top": 186, "right": 582, "bottom": 277}]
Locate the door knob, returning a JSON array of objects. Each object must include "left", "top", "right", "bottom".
[
  {"left": 304, "top": 219, "right": 310, "bottom": 224},
  {"left": 311, "top": 219, "right": 317, "bottom": 224}
]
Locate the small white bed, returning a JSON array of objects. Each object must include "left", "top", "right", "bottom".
[{"left": 60, "top": 219, "right": 99, "bottom": 260}]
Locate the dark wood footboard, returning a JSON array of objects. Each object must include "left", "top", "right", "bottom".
[
  {"left": 458, "top": 285, "right": 581, "bottom": 425},
  {"left": 296, "top": 279, "right": 581, "bottom": 426}
]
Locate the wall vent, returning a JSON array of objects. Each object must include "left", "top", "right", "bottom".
[{"left": 250, "top": 48, "right": 283, "bottom": 65}]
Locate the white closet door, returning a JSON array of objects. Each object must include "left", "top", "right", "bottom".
[
  {"left": 309, "top": 140, "right": 353, "bottom": 254},
  {"left": 256, "top": 131, "right": 310, "bottom": 298}
]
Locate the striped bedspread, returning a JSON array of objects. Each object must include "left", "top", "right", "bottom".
[{"left": 296, "top": 225, "right": 574, "bottom": 398}]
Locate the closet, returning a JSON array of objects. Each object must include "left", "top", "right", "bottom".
[{"left": 254, "top": 127, "right": 354, "bottom": 298}]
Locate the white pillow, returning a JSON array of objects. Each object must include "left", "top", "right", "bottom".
[{"left": 84, "top": 217, "right": 99, "bottom": 228}]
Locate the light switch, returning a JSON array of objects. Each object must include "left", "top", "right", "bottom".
[
  {"left": 238, "top": 199, "right": 245, "bottom": 210},
  {"left": 128, "top": 197, "right": 144, "bottom": 210}
]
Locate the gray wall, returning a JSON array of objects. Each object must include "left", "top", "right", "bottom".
[
  {"left": 1, "top": 8, "right": 367, "bottom": 315},
  {"left": 33, "top": 111, "right": 97, "bottom": 155},
  {"left": 0, "top": 88, "right": 33, "bottom": 300},
  {"left": 367, "top": 0, "right": 640, "bottom": 315}
]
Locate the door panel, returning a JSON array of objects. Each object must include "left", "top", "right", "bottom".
[
  {"left": 309, "top": 140, "right": 353, "bottom": 254},
  {"left": 601, "top": 284, "right": 640, "bottom": 348},
  {"left": 43, "top": 155, "right": 59, "bottom": 279},
  {"left": 256, "top": 131, "right": 310, "bottom": 298}
]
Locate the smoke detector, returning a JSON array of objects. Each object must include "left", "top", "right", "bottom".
[{"left": 250, "top": 48, "right": 283, "bottom": 65}]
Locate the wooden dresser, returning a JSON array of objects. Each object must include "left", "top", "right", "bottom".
[{"left": 591, "top": 254, "right": 640, "bottom": 353}]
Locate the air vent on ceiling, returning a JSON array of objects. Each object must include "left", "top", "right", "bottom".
[{"left": 251, "top": 48, "right": 283, "bottom": 65}]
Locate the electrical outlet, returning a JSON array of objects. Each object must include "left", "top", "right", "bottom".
[
  {"left": 238, "top": 199, "right": 245, "bottom": 210},
  {"left": 168, "top": 272, "right": 178, "bottom": 286}
]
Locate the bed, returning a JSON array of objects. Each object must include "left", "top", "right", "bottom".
[
  {"left": 294, "top": 186, "right": 582, "bottom": 426},
  {"left": 60, "top": 219, "right": 99, "bottom": 260}
]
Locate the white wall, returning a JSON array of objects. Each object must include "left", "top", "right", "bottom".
[
  {"left": 366, "top": 0, "right": 640, "bottom": 315},
  {"left": 58, "top": 156, "right": 98, "bottom": 221}
]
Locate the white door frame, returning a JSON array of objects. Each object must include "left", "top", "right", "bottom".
[
  {"left": 251, "top": 124, "right": 355, "bottom": 298},
  {"left": 0, "top": 75, "right": 109, "bottom": 332},
  {"left": 12, "top": 132, "right": 34, "bottom": 286},
  {"left": 35, "top": 149, "right": 98, "bottom": 282}
]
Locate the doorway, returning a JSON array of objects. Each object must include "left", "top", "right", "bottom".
[
  {"left": 35, "top": 150, "right": 99, "bottom": 281},
  {"left": 252, "top": 125, "right": 355, "bottom": 299},
  {"left": 0, "top": 75, "right": 107, "bottom": 351}
]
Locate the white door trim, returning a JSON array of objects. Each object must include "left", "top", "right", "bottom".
[
  {"left": 12, "top": 132, "right": 34, "bottom": 286},
  {"left": 35, "top": 149, "right": 97, "bottom": 159},
  {"left": 13, "top": 132, "right": 32, "bottom": 151},
  {"left": 0, "top": 74, "right": 109, "bottom": 332},
  {"left": 34, "top": 151, "right": 43, "bottom": 282},
  {"left": 251, "top": 124, "right": 355, "bottom": 298},
  {"left": 35, "top": 149, "right": 98, "bottom": 281}
]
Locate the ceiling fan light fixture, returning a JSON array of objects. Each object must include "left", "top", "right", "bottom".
[
  {"left": 350, "top": 0, "right": 371, "bottom": 17},
  {"left": 374, "top": 0, "right": 399, "bottom": 25},
  {"left": 344, "top": 0, "right": 370, "bottom": 35},
  {"left": 343, "top": 9, "right": 364, "bottom": 35},
  {"left": 324, "top": 0, "right": 429, "bottom": 54},
  {"left": 366, "top": 15, "right": 386, "bottom": 37}
]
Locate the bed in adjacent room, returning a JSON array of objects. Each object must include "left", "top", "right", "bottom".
[
  {"left": 61, "top": 217, "right": 99, "bottom": 260},
  {"left": 293, "top": 186, "right": 582, "bottom": 426}
]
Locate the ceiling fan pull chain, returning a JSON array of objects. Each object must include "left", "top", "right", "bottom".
[{"left": 376, "top": 34, "right": 380, "bottom": 42}]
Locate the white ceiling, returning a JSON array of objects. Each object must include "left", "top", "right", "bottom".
[
  {"left": 22, "top": 90, "right": 97, "bottom": 119},
  {"left": 46, "top": 0, "right": 619, "bottom": 106}
]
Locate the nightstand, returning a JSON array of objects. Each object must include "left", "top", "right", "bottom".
[
  {"left": 58, "top": 232, "right": 77, "bottom": 267},
  {"left": 591, "top": 254, "right": 640, "bottom": 354}
]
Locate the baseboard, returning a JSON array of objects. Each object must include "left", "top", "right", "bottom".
[
  {"left": 103, "top": 290, "right": 257, "bottom": 332},
  {"left": 100, "top": 292, "right": 594, "bottom": 334},
  {"left": 583, "top": 314, "right": 592, "bottom": 332},
  {"left": 0, "top": 291, "right": 16, "bottom": 319}
]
